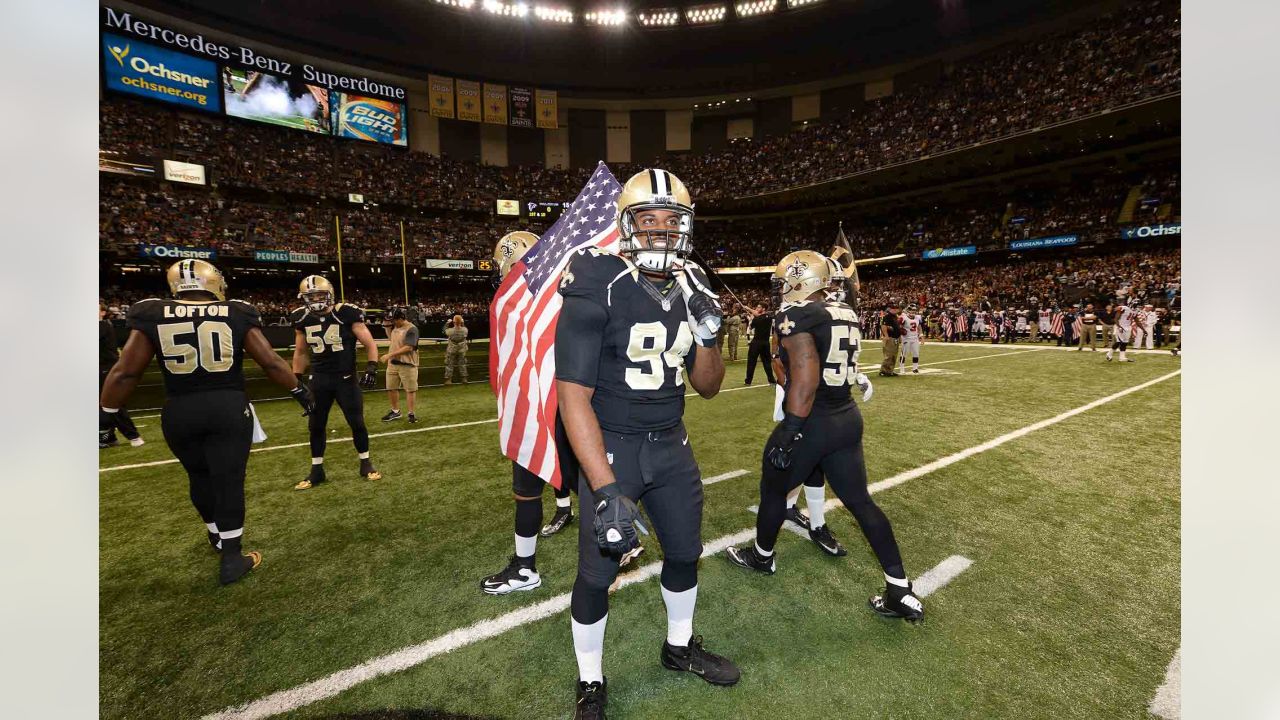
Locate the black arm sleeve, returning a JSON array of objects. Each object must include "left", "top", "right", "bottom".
[
  {"left": 403, "top": 326, "right": 419, "bottom": 347},
  {"left": 554, "top": 295, "right": 607, "bottom": 388}
]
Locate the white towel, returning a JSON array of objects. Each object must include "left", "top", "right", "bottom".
[
  {"left": 772, "top": 383, "right": 786, "bottom": 422},
  {"left": 249, "top": 403, "right": 268, "bottom": 444}
]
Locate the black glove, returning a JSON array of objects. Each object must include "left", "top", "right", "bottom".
[
  {"left": 591, "top": 483, "right": 641, "bottom": 556},
  {"left": 290, "top": 381, "right": 315, "bottom": 416},
  {"left": 765, "top": 413, "right": 807, "bottom": 471},
  {"left": 680, "top": 265, "right": 723, "bottom": 347},
  {"left": 359, "top": 361, "right": 378, "bottom": 389}
]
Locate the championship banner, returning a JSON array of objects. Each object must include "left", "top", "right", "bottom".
[
  {"left": 428, "top": 75, "right": 455, "bottom": 119},
  {"left": 535, "top": 89, "right": 558, "bottom": 129},
  {"left": 509, "top": 86, "right": 533, "bottom": 128},
  {"left": 456, "top": 79, "right": 481, "bottom": 122},
  {"left": 484, "top": 84, "right": 508, "bottom": 125}
]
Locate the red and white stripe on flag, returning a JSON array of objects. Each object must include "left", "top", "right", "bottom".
[
  {"left": 1050, "top": 312, "right": 1065, "bottom": 336},
  {"left": 488, "top": 163, "right": 622, "bottom": 489}
]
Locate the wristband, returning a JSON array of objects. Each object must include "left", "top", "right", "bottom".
[
  {"left": 101, "top": 406, "right": 119, "bottom": 414},
  {"left": 781, "top": 411, "right": 807, "bottom": 433}
]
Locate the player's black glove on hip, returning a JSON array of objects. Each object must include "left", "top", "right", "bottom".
[
  {"left": 679, "top": 265, "right": 723, "bottom": 347},
  {"left": 359, "top": 361, "right": 378, "bottom": 389},
  {"left": 765, "top": 413, "right": 807, "bottom": 471},
  {"left": 290, "top": 381, "right": 315, "bottom": 416},
  {"left": 592, "top": 482, "right": 641, "bottom": 556}
]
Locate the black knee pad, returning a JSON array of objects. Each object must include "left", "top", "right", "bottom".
[
  {"left": 661, "top": 558, "right": 699, "bottom": 593},
  {"left": 571, "top": 574, "right": 611, "bottom": 624},
  {"left": 514, "top": 497, "right": 542, "bottom": 538}
]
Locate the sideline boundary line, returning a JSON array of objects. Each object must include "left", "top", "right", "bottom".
[{"left": 201, "top": 371, "right": 1178, "bottom": 720}]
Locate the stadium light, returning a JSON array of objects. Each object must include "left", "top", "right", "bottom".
[
  {"left": 734, "top": 0, "right": 777, "bottom": 18},
  {"left": 584, "top": 8, "right": 627, "bottom": 25},
  {"left": 786, "top": 0, "right": 822, "bottom": 6},
  {"left": 482, "top": 0, "right": 529, "bottom": 16},
  {"left": 434, "top": 0, "right": 476, "bottom": 8},
  {"left": 638, "top": 8, "right": 680, "bottom": 25},
  {"left": 685, "top": 3, "right": 727, "bottom": 24},
  {"left": 534, "top": 5, "right": 575, "bottom": 22}
]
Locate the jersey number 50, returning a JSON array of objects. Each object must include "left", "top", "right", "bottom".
[
  {"left": 625, "top": 321, "right": 693, "bottom": 390},
  {"left": 158, "top": 321, "right": 234, "bottom": 375}
]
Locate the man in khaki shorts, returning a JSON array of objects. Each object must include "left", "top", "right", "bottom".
[
  {"left": 444, "top": 314, "right": 469, "bottom": 385},
  {"left": 381, "top": 307, "right": 420, "bottom": 423}
]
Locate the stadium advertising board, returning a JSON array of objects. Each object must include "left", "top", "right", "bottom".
[
  {"left": 254, "top": 250, "right": 290, "bottom": 263},
  {"left": 101, "top": 33, "right": 221, "bottom": 112},
  {"left": 331, "top": 93, "right": 408, "bottom": 146},
  {"left": 290, "top": 251, "right": 320, "bottom": 263},
  {"left": 1121, "top": 223, "right": 1181, "bottom": 239},
  {"left": 496, "top": 199, "right": 521, "bottom": 216},
  {"left": 423, "top": 259, "right": 475, "bottom": 270},
  {"left": 162, "top": 160, "right": 206, "bottom": 185},
  {"left": 101, "top": 7, "right": 406, "bottom": 102},
  {"left": 509, "top": 87, "right": 534, "bottom": 128},
  {"left": 139, "top": 244, "right": 216, "bottom": 260},
  {"left": 100, "top": 151, "right": 156, "bottom": 177},
  {"left": 1008, "top": 234, "right": 1078, "bottom": 251},
  {"left": 921, "top": 245, "right": 977, "bottom": 259},
  {"left": 224, "top": 67, "right": 331, "bottom": 134}
]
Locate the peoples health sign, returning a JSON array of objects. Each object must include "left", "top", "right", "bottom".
[
  {"left": 256, "top": 250, "right": 321, "bottom": 263},
  {"left": 922, "top": 245, "right": 977, "bottom": 260},
  {"left": 139, "top": 244, "right": 216, "bottom": 260},
  {"left": 1009, "top": 234, "right": 1079, "bottom": 251},
  {"left": 102, "top": 33, "right": 221, "bottom": 112},
  {"left": 1121, "top": 223, "right": 1181, "bottom": 239}
]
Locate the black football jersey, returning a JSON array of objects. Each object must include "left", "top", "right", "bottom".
[
  {"left": 555, "top": 249, "right": 698, "bottom": 433},
  {"left": 774, "top": 299, "right": 862, "bottom": 413},
  {"left": 290, "top": 303, "right": 365, "bottom": 375},
  {"left": 126, "top": 298, "right": 261, "bottom": 396}
]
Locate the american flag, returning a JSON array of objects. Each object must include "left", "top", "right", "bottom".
[
  {"left": 488, "top": 162, "right": 622, "bottom": 488},
  {"left": 941, "top": 313, "right": 954, "bottom": 336},
  {"left": 988, "top": 313, "right": 1000, "bottom": 341},
  {"left": 1071, "top": 314, "right": 1084, "bottom": 337},
  {"left": 1050, "top": 311, "right": 1065, "bottom": 337},
  {"left": 956, "top": 311, "right": 969, "bottom": 334}
]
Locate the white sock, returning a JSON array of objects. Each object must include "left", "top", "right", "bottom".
[
  {"left": 311, "top": 457, "right": 324, "bottom": 465},
  {"left": 204, "top": 522, "right": 219, "bottom": 534},
  {"left": 804, "top": 485, "right": 826, "bottom": 528},
  {"left": 219, "top": 527, "right": 244, "bottom": 541},
  {"left": 514, "top": 533, "right": 537, "bottom": 559},
  {"left": 885, "top": 573, "right": 910, "bottom": 588},
  {"left": 755, "top": 541, "right": 774, "bottom": 557},
  {"left": 358, "top": 451, "right": 370, "bottom": 460},
  {"left": 785, "top": 492, "right": 798, "bottom": 509},
  {"left": 1119, "top": 352, "right": 1128, "bottom": 362},
  {"left": 571, "top": 615, "right": 607, "bottom": 683},
  {"left": 556, "top": 496, "right": 571, "bottom": 509},
  {"left": 661, "top": 584, "right": 697, "bottom": 647}
]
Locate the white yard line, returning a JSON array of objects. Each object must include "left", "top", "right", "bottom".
[
  {"left": 703, "top": 469, "right": 749, "bottom": 486},
  {"left": 912, "top": 555, "right": 974, "bottom": 597},
  {"left": 1148, "top": 646, "right": 1182, "bottom": 720},
  {"left": 201, "top": 371, "right": 1178, "bottom": 720}
]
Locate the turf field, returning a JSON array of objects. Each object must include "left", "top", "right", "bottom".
[{"left": 99, "top": 340, "right": 1181, "bottom": 720}]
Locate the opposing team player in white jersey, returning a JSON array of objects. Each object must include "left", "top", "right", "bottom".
[
  {"left": 900, "top": 304, "right": 924, "bottom": 374},
  {"left": 1106, "top": 300, "right": 1138, "bottom": 363}
]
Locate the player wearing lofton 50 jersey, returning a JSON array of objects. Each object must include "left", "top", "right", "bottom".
[
  {"left": 290, "top": 275, "right": 382, "bottom": 489},
  {"left": 100, "top": 260, "right": 314, "bottom": 585}
]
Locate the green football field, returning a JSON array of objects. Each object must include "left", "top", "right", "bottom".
[{"left": 99, "top": 340, "right": 1181, "bottom": 720}]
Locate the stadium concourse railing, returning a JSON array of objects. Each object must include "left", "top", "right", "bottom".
[{"left": 731, "top": 92, "right": 1182, "bottom": 202}]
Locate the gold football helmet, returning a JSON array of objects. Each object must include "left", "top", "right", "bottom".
[
  {"left": 616, "top": 169, "right": 694, "bottom": 275},
  {"left": 773, "top": 250, "right": 831, "bottom": 305},
  {"left": 493, "top": 231, "right": 539, "bottom": 279},
  {"left": 166, "top": 259, "right": 227, "bottom": 301},
  {"left": 298, "top": 275, "right": 335, "bottom": 313}
]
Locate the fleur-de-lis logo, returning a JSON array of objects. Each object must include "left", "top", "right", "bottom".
[
  {"left": 559, "top": 268, "right": 575, "bottom": 288},
  {"left": 778, "top": 316, "right": 795, "bottom": 335},
  {"left": 785, "top": 260, "right": 807, "bottom": 279},
  {"left": 109, "top": 44, "right": 130, "bottom": 67}
]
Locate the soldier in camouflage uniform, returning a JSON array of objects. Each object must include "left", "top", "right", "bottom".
[
  {"left": 725, "top": 309, "right": 743, "bottom": 361},
  {"left": 444, "top": 314, "right": 469, "bottom": 385}
]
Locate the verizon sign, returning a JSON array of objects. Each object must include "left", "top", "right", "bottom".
[{"left": 163, "top": 159, "right": 206, "bottom": 185}]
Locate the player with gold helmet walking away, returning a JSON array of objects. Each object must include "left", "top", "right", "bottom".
[
  {"left": 290, "top": 275, "right": 383, "bottom": 490},
  {"left": 99, "top": 259, "right": 315, "bottom": 584}
]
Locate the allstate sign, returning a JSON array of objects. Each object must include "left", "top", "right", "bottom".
[
  {"left": 1122, "top": 223, "right": 1181, "bottom": 239},
  {"left": 922, "top": 245, "right": 976, "bottom": 260},
  {"left": 139, "top": 244, "right": 216, "bottom": 260}
]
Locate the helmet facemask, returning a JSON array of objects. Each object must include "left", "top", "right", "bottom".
[
  {"left": 302, "top": 290, "right": 334, "bottom": 314},
  {"left": 619, "top": 205, "right": 694, "bottom": 276}
]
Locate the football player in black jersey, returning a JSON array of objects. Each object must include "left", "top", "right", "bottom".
[
  {"left": 726, "top": 251, "right": 925, "bottom": 623},
  {"left": 100, "top": 259, "right": 315, "bottom": 585},
  {"left": 290, "top": 275, "right": 382, "bottom": 490},
  {"left": 556, "top": 169, "right": 739, "bottom": 719}
]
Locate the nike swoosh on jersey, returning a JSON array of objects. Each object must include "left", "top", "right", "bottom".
[{"left": 343, "top": 374, "right": 353, "bottom": 380}]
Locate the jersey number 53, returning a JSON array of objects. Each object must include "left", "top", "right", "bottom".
[{"left": 822, "top": 306, "right": 861, "bottom": 387}]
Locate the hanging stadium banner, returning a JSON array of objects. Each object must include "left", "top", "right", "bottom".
[
  {"left": 428, "top": 75, "right": 455, "bottom": 119},
  {"left": 1008, "top": 234, "right": 1078, "bottom": 251},
  {"left": 101, "top": 32, "right": 221, "bottom": 112},
  {"left": 1121, "top": 223, "right": 1181, "bottom": 239},
  {"left": 509, "top": 87, "right": 533, "bottom": 128},
  {"left": 484, "top": 83, "right": 508, "bottom": 125},
  {"left": 456, "top": 79, "right": 482, "bottom": 122},
  {"left": 921, "top": 245, "right": 976, "bottom": 259},
  {"left": 535, "top": 89, "right": 558, "bottom": 129}
]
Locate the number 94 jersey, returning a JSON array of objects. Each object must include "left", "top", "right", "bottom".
[
  {"left": 126, "top": 298, "right": 261, "bottom": 395},
  {"left": 290, "top": 303, "right": 365, "bottom": 375},
  {"left": 555, "top": 249, "right": 698, "bottom": 434},
  {"left": 775, "top": 299, "right": 862, "bottom": 413}
]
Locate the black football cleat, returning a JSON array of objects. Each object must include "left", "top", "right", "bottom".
[
  {"left": 808, "top": 524, "right": 848, "bottom": 557},
  {"left": 408, "top": 413, "right": 418, "bottom": 424},
  {"left": 869, "top": 582, "right": 925, "bottom": 624},
  {"left": 481, "top": 556, "right": 542, "bottom": 595},
  {"left": 360, "top": 458, "right": 383, "bottom": 481},
  {"left": 218, "top": 539, "right": 261, "bottom": 585},
  {"left": 660, "top": 635, "right": 741, "bottom": 686},
  {"left": 725, "top": 544, "right": 776, "bottom": 575},
  {"left": 784, "top": 505, "right": 811, "bottom": 530},
  {"left": 540, "top": 506, "right": 574, "bottom": 537},
  {"left": 574, "top": 678, "right": 607, "bottom": 720},
  {"left": 380, "top": 409, "right": 402, "bottom": 422},
  {"left": 294, "top": 464, "right": 326, "bottom": 491}
]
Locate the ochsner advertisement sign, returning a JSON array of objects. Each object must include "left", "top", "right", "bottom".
[
  {"left": 102, "top": 33, "right": 221, "bottom": 112},
  {"left": 1121, "top": 223, "right": 1181, "bottom": 239},
  {"left": 140, "top": 244, "right": 216, "bottom": 260}
]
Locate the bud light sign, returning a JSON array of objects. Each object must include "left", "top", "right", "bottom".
[{"left": 1121, "top": 223, "right": 1181, "bottom": 240}]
